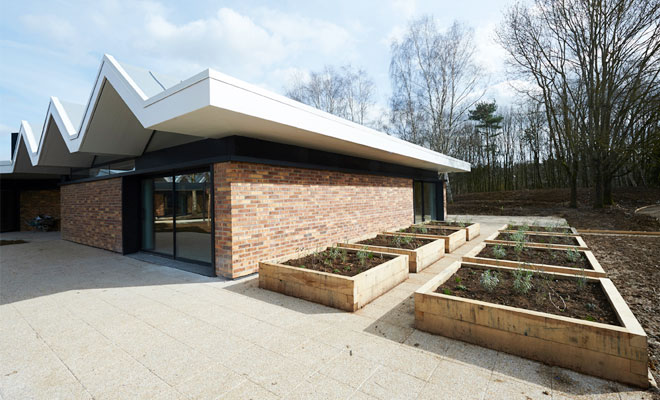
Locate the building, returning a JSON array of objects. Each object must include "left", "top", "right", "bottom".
[{"left": 0, "top": 55, "right": 470, "bottom": 278}]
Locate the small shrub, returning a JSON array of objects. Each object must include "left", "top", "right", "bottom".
[
  {"left": 327, "top": 246, "right": 341, "bottom": 261},
  {"left": 492, "top": 245, "right": 507, "bottom": 259},
  {"left": 510, "top": 229, "right": 527, "bottom": 244},
  {"left": 480, "top": 270, "right": 499, "bottom": 292},
  {"left": 576, "top": 269, "right": 587, "bottom": 290},
  {"left": 566, "top": 248, "right": 581, "bottom": 263},
  {"left": 339, "top": 248, "right": 348, "bottom": 263},
  {"left": 512, "top": 267, "right": 533, "bottom": 294},
  {"left": 356, "top": 247, "right": 370, "bottom": 266},
  {"left": 513, "top": 240, "right": 526, "bottom": 258}
]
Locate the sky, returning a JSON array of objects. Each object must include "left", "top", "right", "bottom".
[{"left": 0, "top": 0, "right": 521, "bottom": 161}]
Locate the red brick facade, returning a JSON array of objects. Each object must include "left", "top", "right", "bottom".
[
  {"left": 214, "top": 162, "right": 413, "bottom": 278},
  {"left": 19, "top": 189, "right": 61, "bottom": 231},
  {"left": 61, "top": 178, "right": 123, "bottom": 253}
]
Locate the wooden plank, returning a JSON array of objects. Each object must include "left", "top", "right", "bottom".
[
  {"left": 415, "top": 311, "right": 648, "bottom": 388},
  {"left": 382, "top": 229, "right": 465, "bottom": 253},
  {"left": 418, "top": 222, "right": 481, "bottom": 241},
  {"left": 577, "top": 229, "right": 660, "bottom": 237},
  {"left": 415, "top": 263, "right": 650, "bottom": 388},
  {"left": 485, "top": 238, "right": 589, "bottom": 251},
  {"left": 463, "top": 240, "right": 606, "bottom": 278}
]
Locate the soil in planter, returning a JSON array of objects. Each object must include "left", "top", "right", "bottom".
[
  {"left": 427, "top": 221, "right": 472, "bottom": 228},
  {"left": 507, "top": 224, "right": 573, "bottom": 233},
  {"left": 477, "top": 245, "right": 591, "bottom": 269},
  {"left": 399, "top": 227, "right": 457, "bottom": 236},
  {"left": 283, "top": 249, "right": 395, "bottom": 277},
  {"left": 357, "top": 234, "right": 434, "bottom": 250},
  {"left": 436, "top": 266, "right": 620, "bottom": 325},
  {"left": 494, "top": 233, "right": 580, "bottom": 246}
]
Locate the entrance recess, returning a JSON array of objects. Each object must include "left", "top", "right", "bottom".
[
  {"left": 413, "top": 180, "right": 443, "bottom": 223},
  {"left": 141, "top": 170, "right": 212, "bottom": 270}
]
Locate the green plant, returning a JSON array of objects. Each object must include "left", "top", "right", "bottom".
[
  {"left": 339, "top": 248, "right": 348, "bottom": 263},
  {"left": 492, "top": 245, "right": 506, "bottom": 259},
  {"left": 566, "top": 248, "right": 581, "bottom": 263},
  {"left": 344, "top": 265, "right": 351, "bottom": 272},
  {"left": 418, "top": 226, "right": 428, "bottom": 234},
  {"left": 513, "top": 240, "right": 526, "bottom": 258},
  {"left": 327, "top": 246, "right": 341, "bottom": 261},
  {"left": 442, "top": 288, "right": 453, "bottom": 295},
  {"left": 323, "top": 258, "right": 333, "bottom": 266},
  {"left": 356, "top": 247, "right": 373, "bottom": 266},
  {"left": 512, "top": 267, "right": 533, "bottom": 294},
  {"left": 456, "top": 284, "right": 467, "bottom": 291},
  {"left": 510, "top": 229, "right": 527, "bottom": 244},
  {"left": 480, "top": 270, "right": 499, "bottom": 292},
  {"left": 299, "top": 265, "right": 306, "bottom": 269},
  {"left": 584, "top": 315, "right": 596, "bottom": 322},
  {"left": 455, "top": 276, "right": 462, "bottom": 285},
  {"left": 576, "top": 269, "right": 587, "bottom": 290},
  {"left": 333, "top": 268, "right": 340, "bottom": 274}
]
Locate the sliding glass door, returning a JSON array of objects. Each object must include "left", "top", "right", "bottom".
[
  {"left": 413, "top": 180, "right": 442, "bottom": 223},
  {"left": 141, "top": 170, "right": 212, "bottom": 264}
]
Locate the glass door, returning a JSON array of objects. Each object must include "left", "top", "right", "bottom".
[
  {"left": 141, "top": 170, "right": 212, "bottom": 265},
  {"left": 174, "top": 172, "right": 211, "bottom": 263},
  {"left": 413, "top": 181, "right": 441, "bottom": 223}
]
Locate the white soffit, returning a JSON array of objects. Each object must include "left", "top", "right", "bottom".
[{"left": 1, "top": 54, "right": 470, "bottom": 175}]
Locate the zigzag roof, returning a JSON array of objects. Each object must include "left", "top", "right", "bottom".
[{"left": 1, "top": 55, "right": 470, "bottom": 177}]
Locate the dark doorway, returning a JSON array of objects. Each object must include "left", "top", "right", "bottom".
[
  {"left": 140, "top": 169, "right": 213, "bottom": 275},
  {"left": 413, "top": 180, "right": 444, "bottom": 223}
]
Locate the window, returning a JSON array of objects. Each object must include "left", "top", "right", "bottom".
[{"left": 70, "top": 159, "right": 135, "bottom": 180}]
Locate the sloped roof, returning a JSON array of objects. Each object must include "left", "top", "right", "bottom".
[{"left": 1, "top": 55, "right": 470, "bottom": 176}]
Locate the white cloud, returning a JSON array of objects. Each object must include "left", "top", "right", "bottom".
[
  {"left": 20, "top": 14, "right": 77, "bottom": 43},
  {"left": 473, "top": 22, "right": 507, "bottom": 76},
  {"left": 391, "top": 0, "right": 417, "bottom": 19}
]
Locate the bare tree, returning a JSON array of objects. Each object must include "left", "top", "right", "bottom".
[
  {"left": 498, "top": 0, "right": 660, "bottom": 208},
  {"left": 284, "top": 65, "right": 376, "bottom": 126},
  {"left": 389, "top": 17, "right": 485, "bottom": 154}
]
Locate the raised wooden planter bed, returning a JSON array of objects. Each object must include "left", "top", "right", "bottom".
[
  {"left": 385, "top": 226, "right": 466, "bottom": 253},
  {"left": 339, "top": 234, "right": 444, "bottom": 273},
  {"left": 422, "top": 220, "right": 480, "bottom": 241},
  {"left": 501, "top": 225, "right": 579, "bottom": 236},
  {"left": 486, "top": 232, "right": 589, "bottom": 251},
  {"left": 259, "top": 247, "right": 408, "bottom": 312},
  {"left": 463, "top": 232, "right": 605, "bottom": 278},
  {"left": 414, "top": 261, "right": 650, "bottom": 388}
]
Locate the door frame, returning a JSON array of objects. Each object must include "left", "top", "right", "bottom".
[{"left": 138, "top": 166, "right": 215, "bottom": 269}]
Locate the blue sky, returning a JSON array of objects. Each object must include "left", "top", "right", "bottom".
[{"left": 0, "top": 0, "right": 519, "bottom": 160}]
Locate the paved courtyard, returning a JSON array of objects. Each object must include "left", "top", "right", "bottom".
[{"left": 0, "top": 217, "right": 651, "bottom": 399}]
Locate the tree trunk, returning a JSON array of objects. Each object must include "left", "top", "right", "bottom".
[
  {"left": 603, "top": 175, "right": 613, "bottom": 206},
  {"left": 592, "top": 158, "right": 604, "bottom": 209},
  {"left": 569, "top": 158, "right": 578, "bottom": 208}
]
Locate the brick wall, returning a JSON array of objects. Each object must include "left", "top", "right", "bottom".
[
  {"left": 19, "top": 189, "right": 61, "bottom": 231},
  {"left": 61, "top": 178, "right": 123, "bottom": 252},
  {"left": 214, "top": 162, "right": 413, "bottom": 278}
]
